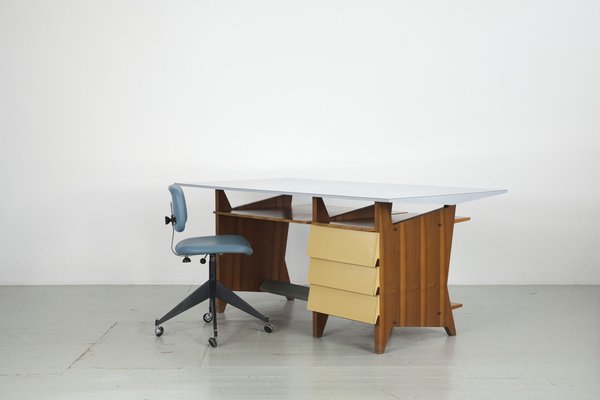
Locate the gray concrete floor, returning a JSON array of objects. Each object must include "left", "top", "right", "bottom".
[{"left": 0, "top": 285, "right": 598, "bottom": 399}]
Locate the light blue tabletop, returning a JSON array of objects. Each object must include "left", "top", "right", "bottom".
[{"left": 177, "top": 178, "right": 506, "bottom": 205}]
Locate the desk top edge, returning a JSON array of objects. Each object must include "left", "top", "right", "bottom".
[{"left": 176, "top": 178, "right": 507, "bottom": 204}]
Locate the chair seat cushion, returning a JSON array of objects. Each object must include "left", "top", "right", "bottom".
[{"left": 175, "top": 235, "right": 253, "bottom": 256}]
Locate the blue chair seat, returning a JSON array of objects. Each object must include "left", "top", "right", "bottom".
[{"left": 175, "top": 235, "right": 253, "bottom": 256}]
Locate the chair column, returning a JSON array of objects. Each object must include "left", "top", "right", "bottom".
[{"left": 209, "top": 254, "right": 219, "bottom": 344}]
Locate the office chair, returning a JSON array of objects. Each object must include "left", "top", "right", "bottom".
[{"left": 154, "top": 184, "right": 273, "bottom": 347}]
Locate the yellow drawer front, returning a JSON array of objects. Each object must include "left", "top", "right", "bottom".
[
  {"left": 307, "top": 225, "right": 379, "bottom": 267},
  {"left": 308, "top": 258, "right": 379, "bottom": 296},
  {"left": 307, "top": 285, "right": 379, "bottom": 324}
]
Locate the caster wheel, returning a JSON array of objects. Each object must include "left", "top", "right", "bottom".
[
  {"left": 203, "top": 312, "right": 213, "bottom": 323},
  {"left": 264, "top": 323, "right": 274, "bottom": 333},
  {"left": 155, "top": 326, "right": 164, "bottom": 337},
  {"left": 208, "top": 337, "right": 218, "bottom": 348}
]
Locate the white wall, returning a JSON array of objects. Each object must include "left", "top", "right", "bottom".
[{"left": 1, "top": 0, "right": 599, "bottom": 285}]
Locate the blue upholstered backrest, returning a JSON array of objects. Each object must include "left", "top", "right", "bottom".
[{"left": 168, "top": 184, "right": 187, "bottom": 232}]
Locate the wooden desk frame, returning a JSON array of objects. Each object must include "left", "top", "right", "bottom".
[{"left": 213, "top": 190, "right": 464, "bottom": 354}]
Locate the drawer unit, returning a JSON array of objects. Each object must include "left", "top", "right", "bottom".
[
  {"left": 307, "top": 285, "right": 380, "bottom": 324},
  {"left": 307, "top": 225, "right": 379, "bottom": 267},
  {"left": 308, "top": 258, "right": 379, "bottom": 296},
  {"left": 306, "top": 225, "right": 381, "bottom": 325}
]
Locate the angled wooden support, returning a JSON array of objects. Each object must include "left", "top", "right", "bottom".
[
  {"left": 233, "top": 194, "right": 292, "bottom": 211},
  {"left": 312, "top": 197, "right": 330, "bottom": 223},
  {"left": 329, "top": 204, "right": 375, "bottom": 222},
  {"left": 216, "top": 189, "right": 232, "bottom": 212}
]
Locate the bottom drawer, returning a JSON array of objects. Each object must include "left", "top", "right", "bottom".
[{"left": 307, "top": 285, "right": 380, "bottom": 324}]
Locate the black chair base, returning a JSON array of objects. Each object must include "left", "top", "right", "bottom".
[{"left": 154, "top": 254, "right": 272, "bottom": 347}]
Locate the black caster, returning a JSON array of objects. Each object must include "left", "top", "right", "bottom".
[
  {"left": 264, "top": 323, "right": 274, "bottom": 333},
  {"left": 208, "top": 337, "right": 218, "bottom": 347},
  {"left": 155, "top": 325, "right": 164, "bottom": 337},
  {"left": 203, "top": 312, "right": 213, "bottom": 323}
]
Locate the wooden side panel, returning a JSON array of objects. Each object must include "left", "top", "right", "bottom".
[
  {"left": 215, "top": 191, "right": 291, "bottom": 312},
  {"left": 398, "top": 217, "right": 421, "bottom": 326},
  {"left": 394, "top": 206, "right": 456, "bottom": 330},
  {"left": 217, "top": 216, "right": 290, "bottom": 291}
]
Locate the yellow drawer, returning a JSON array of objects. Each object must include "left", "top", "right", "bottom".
[
  {"left": 307, "top": 285, "right": 379, "bottom": 324},
  {"left": 307, "top": 225, "right": 379, "bottom": 267},
  {"left": 308, "top": 258, "right": 379, "bottom": 296}
]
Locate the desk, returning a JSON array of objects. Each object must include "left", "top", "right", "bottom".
[{"left": 178, "top": 178, "right": 506, "bottom": 353}]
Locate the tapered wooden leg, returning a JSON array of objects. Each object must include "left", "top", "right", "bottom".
[
  {"left": 374, "top": 319, "right": 393, "bottom": 354},
  {"left": 312, "top": 312, "right": 328, "bottom": 338},
  {"left": 444, "top": 324, "right": 456, "bottom": 336},
  {"left": 444, "top": 290, "right": 456, "bottom": 336},
  {"left": 216, "top": 298, "right": 227, "bottom": 313}
]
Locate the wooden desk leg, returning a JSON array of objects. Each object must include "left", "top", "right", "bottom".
[
  {"left": 313, "top": 312, "right": 328, "bottom": 338},
  {"left": 216, "top": 299, "right": 227, "bottom": 313},
  {"left": 444, "top": 290, "right": 456, "bottom": 336},
  {"left": 374, "top": 319, "right": 394, "bottom": 354}
]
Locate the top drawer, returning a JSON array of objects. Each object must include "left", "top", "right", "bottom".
[{"left": 307, "top": 225, "right": 379, "bottom": 267}]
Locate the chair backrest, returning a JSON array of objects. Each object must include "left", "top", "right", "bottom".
[{"left": 168, "top": 184, "right": 187, "bottom": 232}]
